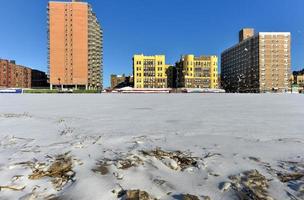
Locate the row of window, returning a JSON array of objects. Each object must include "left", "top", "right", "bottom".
[
  {"left": 135, "top": 67, "right": 164, "bottom": 71},
  {"left": 136, "top": 73, "right": 164, "bottom": 77},
  {"left": 135, "top": 60, "right": 164, "bottom": 65},
  {"left": 185, "top": 61, "right": 215, "bottom": 66},
  {"left": 185, "top": 67, "right": 217, "bottom": 72}
]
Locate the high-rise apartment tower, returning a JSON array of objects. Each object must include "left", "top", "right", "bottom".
[
  {"left": 221, "top": 28, "right": 291, "bottom": 93},
  {"left": 48, "top": 0, "right": 103, "bottom": 90}
]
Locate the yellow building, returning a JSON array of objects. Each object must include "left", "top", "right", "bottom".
[
  {"left": 176, "top": 55, "right": 218, "bottom": 88},
  {"left": 133, "top": 54, "right": 169, "bottom": 88}
]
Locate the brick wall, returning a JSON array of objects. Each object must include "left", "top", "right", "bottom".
[{"left": 0, "top": 59, "right": 32, "bottom": 88}]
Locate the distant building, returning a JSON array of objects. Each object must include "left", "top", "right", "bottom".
[
  {"left": 176, "top": 55, "right": 218, "bottom": 89},
  {"left": 32, "top": 70, "right": 49, "bottom": 88},
  {"left": 0, "top": 59, "right": 31, "bottom": 88},
  {"left": 221, "top": 28, "right": 291, "bottom": 93},
  {"left": 110, "top": 74, "right": 133, "bottom": 89},
  {"left": 292, "top": 69, "right": 304, "bottom": 93},
  {"left": 218, "top": 73, "right": 221, "bottom": 89},
  {"left": 166, "top": 66, "right": 177, "bottom": 88},
  {"left": 239, "top": 28, "right": 255, "bottom": 42},
  {"left": 48, "top": 0, "right": 103, "bottom": 90},
  {"left": 133, "top": 54, "right": 169, "bottom": 88}
]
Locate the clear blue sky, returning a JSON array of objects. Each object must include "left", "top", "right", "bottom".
[{"left": 0, "top": 0, "right": 303, "bottom": 87}]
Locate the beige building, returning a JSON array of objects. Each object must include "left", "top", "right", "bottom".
[
  {"left": 176, "top": 55, "right": 218, "bottom": 89},
  {"left": 48, "top": 0, "right": 103, "bottom": 90},
  {"left": 133, "top": 54, "right": 169, "bottom": 88},
  {"left": 221, "top": 28, "right": 291, "bottom": 93},
  {"left": 239, "top": 28, "right": 255, "bottom": 42},
  {"left": 292, "top": 69, "right": 304, "bottom": 93}
]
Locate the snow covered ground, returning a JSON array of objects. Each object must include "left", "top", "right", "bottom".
[{"left": 0, "top": 94, "right": 303, "bottom": 200}]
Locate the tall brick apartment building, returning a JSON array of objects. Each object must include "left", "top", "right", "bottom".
[
  {"left": 48, "top": 0, "right": 103, "bottom": 90},
  {"left": 221, "top": 28, "right": 291, "bottom": 93},
  {"left": 0, "top": 59, "right": 31, "bottom": 88}
]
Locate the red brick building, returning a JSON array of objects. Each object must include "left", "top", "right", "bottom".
[
  {"left": 0, "top": 59, "right": 32, "bottom": 88},
  {"left": 48, "top": 1, "right": 103, "bottom": 90}
]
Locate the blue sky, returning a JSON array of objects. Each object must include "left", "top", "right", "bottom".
[{"left": 0, "top": 0, "right": 303, "bottom": 87}]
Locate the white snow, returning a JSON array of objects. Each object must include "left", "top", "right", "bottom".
[{"left": 0, "top": 93, "right": 303, "bottom": 200}]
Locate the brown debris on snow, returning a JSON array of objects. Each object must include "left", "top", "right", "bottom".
[
  {"left": 100, "top": 155, "right": 144, "bottom": 170},
  {"left": 276, "top": 161, "right": 304, "bottom": 198},
  {"left": 228, "top": 169, "right": 274, "bottom": 200},
  {"left": 117, "top": 189, "right": 158, "bottom": 200},
  {"left": 276, "top": 161, "right": 304, "bottom": 183},
  {"left": 28, "top": 153, "right": 75, "bottom": 190},
  {"left": 141, "top": 148, "right": 198, "bottom": 171},
  {"left": 247, "top": 157, "right": 304, "bottom": 198},
  {"left": 277, "top": 172, "right": 304, "bottom": 183},
  {"left": 92, "top": 162, "right": 110, "bottom": 175},
  {"left": 182, "top": 194, "right": 200, "bottom": 200},
  {"left": 180, "top": 194, "right": 211, "bottom": 200},
  {"left": 116, "top": 155, "right": 143, "bottom": 170}
]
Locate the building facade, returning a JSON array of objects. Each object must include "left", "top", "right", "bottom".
[
  {"left": 292, "top": 69, "right": 304, "bottom": 93},
  {"left": 48, "top": 0, "right": 103, "bottom": 90},
  {"left": 133, "top": 54, "right": 169, "bottom": 88},
  {"left": 166, "top": 66, "right": 177, "bottom": 88},
  {"left": 110, "top": 74, "right": 133, "bottom": 89},
  {"left": 239, "top": 28, "right": 255, "bottom": 42},
  {"left": 221, "top": 28, "right": 291, "bottom": 93},
  {"left": 0, "top": 59, "right": 31, "bottom": 88},
  {"left": 218, "top": 73, "right": 221, "bottom": 89},
  {"left": 176, "top": 55, "right": 218, "bottom": 89},
  {"left": 32, "top": 70, "right": 49, "bottom": 88}
]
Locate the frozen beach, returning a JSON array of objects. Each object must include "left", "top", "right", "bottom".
[{"left": 0, "top": 94, "right": 303, "bottom": 200}]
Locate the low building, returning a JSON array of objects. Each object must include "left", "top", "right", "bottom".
[
  {"left": 32, "top": 69, "right": 49, "bottom": 88},
  {"left": 292, "top": 69, "right": 304, "bottom": 93},
  {"left": 0, "top": 59, "right": 32, "bottom": 88},
  {"left": 176, "top": 55, "right": 218, "bottom": 89},
  {"left": 110, "top": 74, "right": 133, "bottom": 89},
  {"left": 133, "top": 54, "right": 169, "bottom": 88}
]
